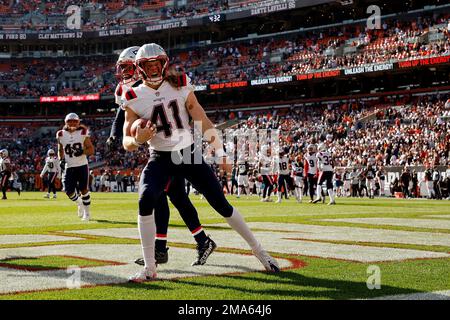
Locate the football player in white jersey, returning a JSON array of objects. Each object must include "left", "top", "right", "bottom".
[
  {"left": 40, "top": 149, "right": 61, "bottom": 199},
  {"left": 106, "top": 46, "right": 141, "bottom": 151},
  {"left": 365, "top": 164, "right": 377, "bottom": 199},
  {"left": 57, "top": 113, "right": 94, "bottom": 221},
  {"left": 112, "top": 46, "right": 217, "bottom": 268},
  {"left": 276, "top": 149, "right": 291, "bottom": 203},
  {"left": 122, "top": 43, "right": 279, "bottom": 282},
  {"left": 304, "top": 144, "right": 318, "bottom": 203},
  {"left": 236, "top": 156, "right": 250, "bottom": 198},
  {"left": 313, "top": 143, "right": 336, "bottom": 205},
  {"left": 0, "top": 149, "right": 11, "bottom": 200},
  {"left": 258, "top": 145, "right": 275, "bottom": 202},
  {"left": 376, "top": 166, "right": 386, "bottom": 197},
  {"left": 291, "top": 154, "right": 304, "bottom": 203}
]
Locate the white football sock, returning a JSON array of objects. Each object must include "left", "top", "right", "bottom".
[
  {"left": 316, "top": 185, "right": 322, "bottom": 199},
  {"left": 226, "top": 208, "right": 262, "bottom": 252},
  {"left": 138, "top": 214, "right": 156, "bottom": 269},
  {"left": 328, "top": 189, "right": 335, "bottom": 202}
]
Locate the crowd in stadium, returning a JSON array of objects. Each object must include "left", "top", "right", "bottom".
[
  {"left": 0, "top": 0, "right": 231, "bottom": 32},
  {"left": 1, "top": 13, "right": 449, "bottom": 98},
  {"left": 1, "top": 93, "right": 449, "bottom": 198}
]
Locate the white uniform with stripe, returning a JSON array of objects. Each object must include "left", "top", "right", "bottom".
[
  {"left": 0, "top": 157, "right": 11, "bottom": 187},
  {"left": 316, "top": 151, "right": 333, "bottom": 189},
  {"left": 115, "top": 81, "right": 136, "bottom": 108},
  {"left": 41, "top": 156, "right": 61, "bottom": 182},
  {"left": 304, "top": 153, "right": 318, "bottom": 175},
  {"left": 317, "top": 151, "right": 333, "bottom": 173},
  {"left": 122, "top": 76, "right": 194, "bottom": 152},
  {"left": 57, "top": 129, "right": 89, "bottom": 169},
  {"left": 0, "top": 157, "right": 10, "bottom": 173},
  {"left": 291, "top": 161, "right": 304, "bottom": 188},
  {"left": 277, "top": 156, "right": 290, "bottom": 175},
  {"left": 42, "top": 157, "right": 60, "bottom": 174},
  {"left": 237, "top": 161, "right": 249, "bottom": 186}
]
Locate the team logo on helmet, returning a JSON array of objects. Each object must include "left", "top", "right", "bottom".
[{"left": 116, "top": 46, "right": 140, "bottom": 84}]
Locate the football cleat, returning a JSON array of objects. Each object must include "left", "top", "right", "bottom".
[
  {"left": 253, "top": 249, "right": 280, "bottom": 272},
  {"left": 128, "top": 267, "right": 157, "bottom": 283},
  {"left": 134, "top": 248, "right": 169, "bottom": 266},
  {"left": 53, "top": 194, "right": 57, "bottom": 199},
  {"left": 192, "top": 236, "right": 217, "bottom": 266},
  {"left": 328, "top": 201, "right": 336, "bottom": 206},
  {"left": 44, "top": 194, "right": 50, "bottom": 199},
  {"left": 312, "top": 198, "right": 322, "bottom": 204},
  {"left": 82, "top": 207, "right": 90, "bottom": 221},
  {"left": 155, "top": 247, "right": 169, "bottom": 264}
]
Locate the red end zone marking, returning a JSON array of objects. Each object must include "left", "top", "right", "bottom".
[
  {"left": 0, "top": 252, "right": 307, "bottom": 297},
  {"left": 0, "top": 255, "right": 126, "bottom": 272}
]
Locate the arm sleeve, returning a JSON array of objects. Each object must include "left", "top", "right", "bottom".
[{"left": 109, "top": 107, "right": 125, "bottom": 139}]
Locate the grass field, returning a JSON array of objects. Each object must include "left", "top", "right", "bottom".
[{"left": 0, "top": 192, "right": 449, "bottom": 300}]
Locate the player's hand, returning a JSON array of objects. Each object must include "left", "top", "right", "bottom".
[
  {"left": 106, "top": 136, "right": 118, "bottom": 152},
  {"left": 40, "top": 174, "right": 43, "bottom": 179},
  {"left": 218, "top": 156, "right": 232, "bottom": 174},
  {"left": 135, "top": 122, "right": 157, "bottom": 145}
]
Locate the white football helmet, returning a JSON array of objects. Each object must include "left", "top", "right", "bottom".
[
  {"left": 135, "top": 43, "right": 169, "bottom": 86},
  {"left": 318, "top": 143, "right": 327, "bottom": 152},
  {"left": 64, "top": 113, "right": 80, "bottom": 130},
  {"left": 307, "top": 144, "right": 317, "bottom": 154},
  {"left": 0, "top": 149, "right": 8, "bottom": 158},
  {"left": 47, "top": 149, "right": 55, "bottom": 157},
  {"left": 116, "top": 46, "right": 140, "bottom": 84}
]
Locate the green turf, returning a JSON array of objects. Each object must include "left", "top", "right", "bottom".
[{"left": 0, "top": 192, "right": 449, "bottom": 300}]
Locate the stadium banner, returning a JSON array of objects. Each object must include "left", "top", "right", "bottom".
[
  {"left": 226, "top": 0, "right": 333, "bottom": 20},
  {"left": 209, "top": 81, "right": 248, "bottom": 90},
  {"left": 194, "top": 85, "right": 208, "bottom": 91},
  {"left": 250, "top": 76, "right": 293, "bottom": 86},
  {"left": 40, "top": 94, "right": 100, "bottom": 103},
  {"left": 397, "top": 55, "right": 450, "bottom": 69},
  {"left": 344, "top": 63, "right": 394, "bottom": 75},
  {"left": 296, "top": 70, "right": 341, "bottom": 81},
  {"left": 145, "top": 19, "right": 189, "bottom": 32}
]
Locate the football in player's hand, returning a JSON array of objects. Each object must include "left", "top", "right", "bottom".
[{"left": 130, "top": 118, "right": 151, "bottom": 137}]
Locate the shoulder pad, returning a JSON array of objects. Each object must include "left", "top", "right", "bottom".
[
  {"left": 132, "top": 79, "right": 143, "bottom": 88},
  {"left": 124, "top": 88, "right": 137, "bottom": 101},
  {"left": 115, "top": 84, "right": 123, "bottom": 97}
]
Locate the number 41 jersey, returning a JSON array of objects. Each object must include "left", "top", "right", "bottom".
[
  {"left": 56, "top": 128, "right": 88, "bottom": 168},
  {"left": 122, "top": 76, "right": 194, "bottom": 152}
]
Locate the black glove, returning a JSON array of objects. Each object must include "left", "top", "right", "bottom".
[
  {"left": 60, "top": 159, "right": 66, "bottom": 171},
  {"left": 106, "top": 136, "right": 118, "bottom": 153}
]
